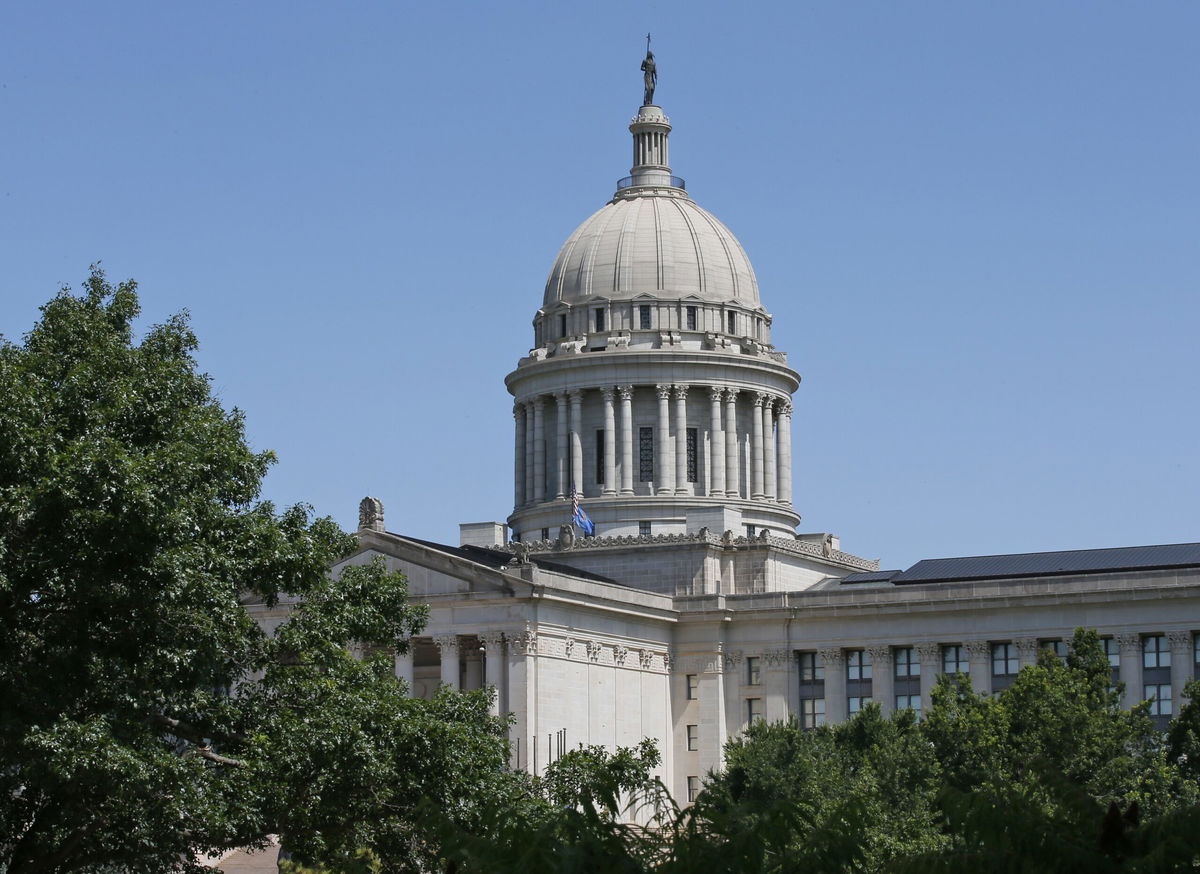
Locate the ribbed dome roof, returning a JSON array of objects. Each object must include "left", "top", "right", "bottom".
[{"left": 542, "top": 192, "right": 761, "bottom": 309}]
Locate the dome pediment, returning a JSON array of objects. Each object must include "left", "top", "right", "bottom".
[{"left": 542, "top": 192, "right": 761, "bottom": 309}]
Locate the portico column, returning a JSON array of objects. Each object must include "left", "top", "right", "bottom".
[
  {"left": 394, "top": 647, "right": 414, "bottom": 695},
  {"left": 480, "top": 632, "right": 506, "bottom": 717},
  {"left": 524, "top": 403, "right": 535, "bottom": 505},
  {"left": 655, "top": 384, "right": 673, "bottom": 494},
  {"left": 762, "top": 397, "right": 776, "bottom": 501},
  {"left": 708, "top": 386, "right": 726, "bottom": 496},
  {"left": 673, "top": 384, "right": 690, "bottom": 495},
  {"left": 917, "top": 643, "right": 941, "bottom": 714},
  {"left": 751, "top": 393, "right": 766, "bottom": 500},
  {"left": 1117, "top": 633, "right": 1141, "bottom": 709},
  {"left": 869, "top": 646, "right": 894, "bottom": 716},
  {"left": 821, "top": 648, "right": 847, "bottom": 724},
  {"left": 618, "top": 385, "right": 634, "bottom": 495},
  {"left": 506, "top": 630, "right": 538, "bottom": 771},
  {"left": 724, "top": 389, "right": 740, "bottom": 498},
  {"left": 434, "top": 635, "right": 460, "bottom": 690},
  {"left": 568, "top": 390, "right": 584, "bottom": 493},
  {"left": 777, "top": 400, "right": 793, "bottom": 505},
  {"left": 601, "top": 388, "right": 617, "bottom": 496},
  {"left": 966, "top": 640, "right": 992, "bottom": 695},
  {"left": 513, "top": 404, "right": 526, "bottom": 508},
  {"left": 554, "top": 392, "right": 568, "bottom": 500},
  {"left": 532, "top": 397, "right": 546, "bottom": 503},
  {"left": 1169, "top": 631, "right": 1193, "bottom": 709}
]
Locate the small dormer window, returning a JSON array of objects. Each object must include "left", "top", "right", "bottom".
[
  {"left": 686, "top": 306, "right": 697, "bottom": 330},
  {"left": 639, "top": 305, "right": 652, "bottom": 330},
  {"left": 727, "top": 312, "right": 737, "bottom": 335},
  {"left": 559, "top": 313, "right": 567, "bottom": 337},
  {"left": 594, "top": 308, "right": 605, "bottom": 333}
]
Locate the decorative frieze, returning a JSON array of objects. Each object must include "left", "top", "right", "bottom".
[
  {"left": 966, "top": 640, "right": 992, "bottom": 660},
  {"left": 614, "top": 645, "right": 629, "bottom": 666}
]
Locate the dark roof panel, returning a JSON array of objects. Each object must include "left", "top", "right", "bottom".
[
  {"left": 893, "top": 542, "right": 1200, "bottom": 585},
  {"left": 394, "top": 535, "right": 623, "bottom": 585},
  {"left": 840, "top": 570, "right": 903, "bottom": 584}
]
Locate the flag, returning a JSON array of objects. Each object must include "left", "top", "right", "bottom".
[{"left": 571, "top": 488, "right": 595, "bottom": 536}]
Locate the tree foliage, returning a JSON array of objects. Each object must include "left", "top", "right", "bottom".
[{"left": 0, "top": 271, "right": 508, "bottom": 873}]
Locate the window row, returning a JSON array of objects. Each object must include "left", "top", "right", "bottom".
[{"left": 541, "top": 304, "right": 769, "bottom": 342}]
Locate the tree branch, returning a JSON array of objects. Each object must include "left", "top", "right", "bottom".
[{"left": 195, "top": 745, "right": 249, "bottom": 768}]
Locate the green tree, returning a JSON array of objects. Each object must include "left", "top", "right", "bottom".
[{"left": 0, "top": 270, "right": 510, "bottom": 873}]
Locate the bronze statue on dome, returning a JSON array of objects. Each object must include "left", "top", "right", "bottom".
[{"left": 641, "top": 34, "right": 657, "bottom": 105}]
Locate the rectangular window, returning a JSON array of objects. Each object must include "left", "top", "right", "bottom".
[
  {"left": 745, "top": 524, "right": 757, "bottom": 538},
  {"left": 686, "top": 674, "right": 699, "bottom": 700},
  {"left": 895, "top": 694, "right": 922, "bottom": 714},
  {"left": 798, "top": 652, "right": 825, "bottom": 682},
  {"left": 1103, "top": 638, "right": 1120, "bottom": 668},
  {"left": 848, "top": 695, "right": 872, "bottom": 715},
  {"left": 746, "top": 657, "right": 761, "bottom": 686},
  {"left": 1145, "top": 683, "right": 1172, "bottom": 716},
  {"left": 992, "top": 643, "right": 1019, "bottom": 677},
  {"left": 847, "top": 650, "right": 872, "bottom": 681},
  {"left": 559, "top": 313, "right": 567, "bottom": 337},
  {"left": 595, "top": 430, "right": 605, "bottom": 484},
  {"left": 686, "top": 724, "right": 699, "bottom": 751},
  {"left": 639, "top": 520, "right": 652, "bottom": 537},
  {"left": 799, "top": 698, "right": 825, "bottom": 729},
  {"left": 639, "top": 305, "right": 652, "bottom": 330},
  {"left": 686, "top": 306, "right": 697, "bottom": 330},
  {"left": 894, "top": 647, "right": 919, "bottom": 678},
  {"left": 942, "top": 644, "right": 969, "bottom": 675},
  {"left": 755, "top": 316, "right": 763, "bottom": 338},
  {"left": 1041, "top": 639, "right": 1067, "bottom": 661},
  {"left": 727, "top": 311, "right": 736, "bottom": 334},
  {"left": 1194, "top": 633, "right": 1200, "bottom": 669},
  {"left": 1143, "top": 635, "right": 1171, "bottom": 669},
  {"left": 638, "top": 427, "right": 654, "bottom": 482},
  {"left": 594, "top": 307, "right": 605, "bottom": 333},
  {"left": 747, "top": 698, "right": 764, "bottom": 725},
  {"left": 686, "top": 427, "right": 698, "bottom": 483},
  {"left": 687, "top": 776, "right": 701, "bottom": 803}
]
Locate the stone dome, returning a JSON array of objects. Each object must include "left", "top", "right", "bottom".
[{"left": 542, "top": 192, "right": 761, "bottom": 309}]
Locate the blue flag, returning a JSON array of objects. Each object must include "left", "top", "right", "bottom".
[{"left": 570, "top": 489, "right": 596, "bottom": 536}]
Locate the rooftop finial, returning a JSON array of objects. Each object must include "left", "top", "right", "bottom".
[{"left": 641, "top": 35, "right": 657, "bottom": 106}]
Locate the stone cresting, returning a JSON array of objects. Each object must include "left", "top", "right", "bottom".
[{"left": 498, "top": 530, "right": 880, "bottom": 572}]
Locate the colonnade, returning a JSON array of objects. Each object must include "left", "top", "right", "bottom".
[{"left": 512, "top": 384, "right": 793, "bottom": 509}]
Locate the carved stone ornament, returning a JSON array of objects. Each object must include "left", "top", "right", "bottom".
[
  {"left": 358, "top": 496, "right": 385, "bottom": 533},
  {"left": 564, "top": 638, "right": 576, "bottom": 658},
  {"left": 1015, "top": 638, "right": 1039, "bottom": 659},
  {"left": 663, "top": 652, "right": 674, "bottom": 672},
  {"left": 614, "top": 645, "right": 629, "bottom": 666},
  {"left": 479, "top": 632, "right": 505, "bottom": 653},
  {"left": 822, "top": 533, "right": 834, "bottom": 558},
  {"left": 966, "top": 640, "right": 992, "bottom": 659},
  {"left": 916, "top": 642, "right": 941, "bottom": 663},
  {"left": 763, "top": 648, "right": 788, "bottom": 667},
  {"left": 587, "top": 641, "right": 603, "bottom": 662},
  {"left": 672, "top": 383, "right": 689, "bottom": 400},
  {"left": 820, "top": 647, "right": 846, "bottom": 666},
  {"left": 557, "top": 524, "right": 576, "bottom": 550},
  {"left": 1116, "top": 632, "right": 1142, "bottom": 653},
  {"left": 708, "top": 385, "right": 724, "bottom": 401},
  {"left": 509, "top": 541, "right": 531, "bottom": 565},
  {"left": 510, "top": 630, "right": 537, "bottom": 656},
  {"left": 639, "top": 649, "right": 654, "bottom": 670},
  {"left": 1167, "top": 631, "right": 1193, "bottom": 651},
  {"left": 655, "top": 383, "right": 672, "bottom": 400},
  {"left": 722, "top": 649, "right": 744, "bottom": 670},
  {"left": 867, "top": 645, "right": 892, "bottom": 667},
  {"left": 618, "top": 384, "right": 634, "bottom": 401},
  {"left": 433, "top": 634, "right": 459, "bottom": 655}
]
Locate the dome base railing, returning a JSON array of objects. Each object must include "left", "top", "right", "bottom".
[{"left": 616, "top": 175, "right": 685, "bottom": 191}]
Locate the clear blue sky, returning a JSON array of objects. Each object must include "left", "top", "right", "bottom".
[{"left": 3, "top": 2, "right": 1197, "bottom": 570}]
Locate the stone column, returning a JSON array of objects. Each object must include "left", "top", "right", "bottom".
[
  {"left": 724, "top": 389, "right": 740, "bottom": 498},
  {"left": 1016, "top": 637, "right": 1039, "bottom": 671},
  {"left": 569, "top": 390, "right": 584, "bottom": 493},
  {"left": 751, "top": 393, "right": 766, "bottom": 500},
  {"left": 699, "top": 653, "right": 728, "bottom": 773},
  {"left": 777, "top": 400, "right": 793, "bottom": 506},
  {"left": 618, "top": 385, "right": 634, "bottom": 495},
  {"left": 554, "top": 392, "right": 569, "bottom": 500},
  {"left": 821, "top": 648, "right": 847, "bottom": 724},
  {"left": 708, "top": 386, "right": 726, "bottom": 497},
  {"left": 966, "top": 640, "right": 992, "bottom": 695},
  {"left": 674, "top": 384, "right": 690, "bottom": 495},
  {"left": 869, "top": 646, "right": 894, "bottom": 716},
  {"left": 655, "top": 384, "right": 673, "bottom": 494},
  {"left": 532, "top": 398, "right": 546, "bottom": 504},
  {"left": 480, "top": 633, "right": 506, "bottom": 716},
  {"left": 394, "top": 647, "right": 414, "bottom": 694},
  {"left": 524, "top": 403, "right": 535, "bottom": 506},
  {"left": 917, "top": 643, "right": 941, "bottom": 714},
  {"left": 601, "top": 388, "right": 617, "bottom": 496},
  {"left": 1117, "top": 633, "right": 1142, "bottom": 709},
  {"left": 763, "top": 649, "right": 790, "bottom": 722},
  {"left": 507, "top": 630, "right": 537, "bottom": 771},
  {"left": 434, "top": 635, "right": 460, "bottom": 690},
  {"left": 1169, "top": 631, "right": 1193, "bottom": 710},
  {"left": 762, "top": 397, "right": 776, "bottom": 501},
  {"left": 513, "top": 404, "right": 526, "bottom": 509}
]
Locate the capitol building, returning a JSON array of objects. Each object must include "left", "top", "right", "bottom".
[{"left": 316, "top": 64, "right": 1200, "bottom": 802}]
